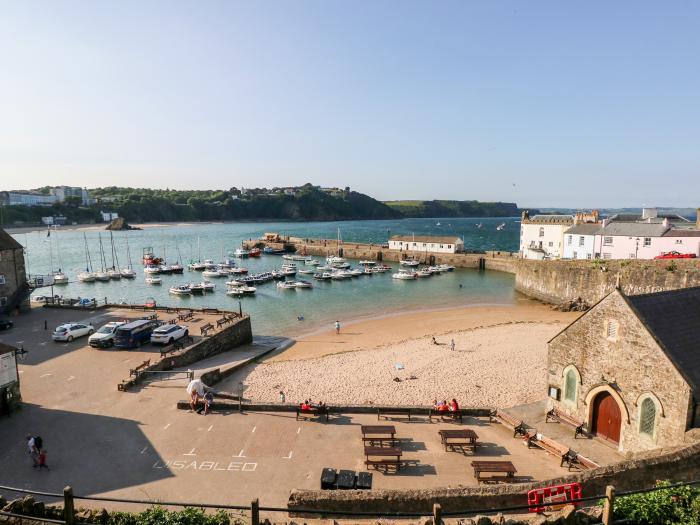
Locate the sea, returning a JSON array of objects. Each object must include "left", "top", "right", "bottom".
[{"left": 16, "top": 217, "right": 521, "bottom": 337}]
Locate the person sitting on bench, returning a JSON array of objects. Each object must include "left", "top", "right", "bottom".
[
  {"left": 449, "top": 398, "right": 459, "bottom": 412},
  {"left": 438, "top": 400, "right": 449, "bottom": 412},
  {"left": 300, "top": 400, "right": 312, "bottom": 411}
]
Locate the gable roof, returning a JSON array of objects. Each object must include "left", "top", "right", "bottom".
[
  {"left": 599, "top": 222, "right": 669, "bottom": 237},
  {"left": 0, "top": 228, "right": 23, "bottom": 251},
  {"left": 622, "top": 287, "right": 700, "bottom": 398},
  {"left": 564, "top": 224, "right": 602, "bottom": 235}
]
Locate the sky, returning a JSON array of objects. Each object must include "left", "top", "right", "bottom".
[{"left": 1, "top": 1, "right": 699, "bottom": 208}]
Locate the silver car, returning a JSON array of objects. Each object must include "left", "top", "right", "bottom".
[{"left": 52, "top": 322, "right": 94, "bottom": 342}]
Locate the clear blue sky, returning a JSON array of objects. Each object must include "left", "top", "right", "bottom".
[{"left": 1, "top": 1, "right": 699, "bottom": 208}]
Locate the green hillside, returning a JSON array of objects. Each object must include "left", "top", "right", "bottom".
[{"left": 385, "top": 200, "right": 519, "bottom": 218}]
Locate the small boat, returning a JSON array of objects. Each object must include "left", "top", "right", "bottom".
[
  {"left": 416, "top": 269, "right": 432, "bottom": 278},
  {"left": 225, "top": 279, "right": 244, "bottom": 287},
  {"left": 298, "top": 268, "right": 314, "bottom": 275},
  {"left": 277, "top": 281, "right": 297, "bottom": 290},
  {"left": 326, "top": 255, "right": 346, "bottom": 265},
  {"left": 120, "top": 268, "right": 136, "bottom": 279},
  {"left": 331, "top": 270, "right": 351, "bottom": 280},
  {"left": 281, "top": 265, "right": 297, "bottom": 276},
  {"left": 263, "top": 246, "right": 285, "bottom": 255},
  {"left": 144, "top": 265, "right": 161, "bottom": 274},
  {"left": 190, "top": 281, "right": 215, "bottom": 294},
  {"left": 249, "top": 248, "right": 261, "bottom": 257},
  {"left": 78, "top": 271, "right": 96, "bottom": 282},
  {"left": 53, "top": 272, "right": 69, "bottom": 285},
  {"left": 158, "top": 265, "right": 173, "bottom": 275},
  {"left": 436, "top": 221, "right": 441, "bottom": 226},
  {"left": 108, "top": 269, "right": 122, "bottom": 280},
  {"left": 202, "top": 268, "right": 224, "bottom": 278},
  {"left": 169, "top": 263, "right": 184, "bottom": 274},
  {"left": 306, "top": 259, "right": 320, "bottom": 266},
  {"left": 229, "top": 267, "right": 248, "bottom": 275},
  {"left": 95, "top": 271, "right": 110, "bottom": 282},
  {"left": 234, "top": 248, "right": 250, "bottom": 258},
  {"left": 363, "top": 267, "right": 374, "bottom": 275},
  {"left": 203, "top": 259, "right": 217, "bottom": 270},
  {"left": 392, "top": 270, "right": 417, "bottom": 280},
  {"left": 497, "top": 223, "right": 506, "bottom": 231},
  {"left": 145, "top": 276, "right": 162, "bottom": 285},
  {"left": 227, "top": 286, "right": 256, "bottom": 296},
  {"left": 169, "top": 285, "right": 192, "bottom": 295},
  {"left": 438, "top": 264, "right": 455, "bottom": 272},
  {"left": 399, "top": 259, "right": 420, "bottom": 267},
  {"left": 314, "top": 272, "right": 332, "bottom": 280},
  {"left": 373, "top": 265, "right": 391, "bottom": 273},
  {"left": 294, "top": 280, "right": 312, "bottom": 289},
  {"left": 476, "top": 223, "right": 483, "bottom": 229},
  {"left": 359, "top": 260, "right": 376, "bottom": 266},
  {"left": 349, "top": 268, "right": 363, "bottom": 277}
]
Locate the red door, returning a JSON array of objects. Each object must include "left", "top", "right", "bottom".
[{"left": 592, "top": 392, "right": 622, "bottom": 443}]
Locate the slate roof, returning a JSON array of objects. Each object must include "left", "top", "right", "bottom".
[
  {"left": 662, "top": 229, "right": 700, "bottom": 237},
  {"left": 0, "top": 228, "right": 23, "bottom": 251},
  {"left": 599, "top": 222, "right": 670, "bottom": 237},
  {"left": 624, "top": 287, "right": 700, "bottom": 398},
  {"left": 390, "top": 235, "right": 463, "bottom": 244},
  {"left": 564, "top": 224, "right": 602, "bottom": 235},
  {"left": 526, "top": 215, "right": 574, "bottom": 224}
]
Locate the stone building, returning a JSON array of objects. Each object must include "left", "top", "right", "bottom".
[
  {"left": 0, "top": 342, "right": 21, "bottom": 416},
  {"left": 547, "top": 286, "right": 700, "bottom": 454},
  {"left": 0, "top": 227, "right": 28, "bottom": 315}
]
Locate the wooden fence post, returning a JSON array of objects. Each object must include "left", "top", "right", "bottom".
[
  {"left": 602, "top": 485, "right": 615, "bottom": 525},
  {"left": 251, "top": 498, "right": 259, "bottom": 525},
  {"left": 63, "top": 486, "right": 75, "bottom": 525},
  {"left": 432, "top": 503, "right": 442, "bottom": 525}
]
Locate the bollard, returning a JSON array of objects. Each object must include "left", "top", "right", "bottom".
[
  {"left": 432, "top": 503, "right": 442, "bottom": 525},
  {"left": 602, "top": 485, "right": 615, "bottom": 525},
  {"left": 250, "top": 498, "right": 259, "bottom": 525},
  {"left": 63, "top": 486, "right": 75, "bottom": 525},
  {"left": 44, "top": 320, "right": 47, "bottom": 330}
]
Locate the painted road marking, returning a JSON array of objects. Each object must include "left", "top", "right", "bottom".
[
  {"left": 40, "top": 373, "right": 52, "bottom": 378},
  {"left": 283, "top": 451, "right": 293, "bottom": 460},
  {"left": 183, "top": 448, "right": 196, "bottom": 456},
  {"left": 297, "top": 427, "right": 301, "bottom": 434},
  {"left": 251, "top": 426, "right": 256, "bottom": 433},
  {"left": 140, "top": 446, "right": 148, "bottom": 454},
  {"left": 207, "top": 425, "right": 213, "bottom": 432},
  {"left": 233, "top": 450, "right": 246, "bottom": 458},
  {"left": 39, "top": 342, "right": 47, "bottom": 346},
  {"left": 163, "top": 423, "right": 171, "bottom": 430},
  {"left": 66, "top": 376, "right": 75, "bottom": 382},
  {"left": 153, "top": 460, "right": 257, "bottom": 472}
]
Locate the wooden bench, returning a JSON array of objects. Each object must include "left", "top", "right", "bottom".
[
  {"left": 216, "top": 317, "right": 230, "bottom": 329},
  {"left": 141, "top": 313, "right": 158, "bottom": 321},
  {"left": 546, "top": 408, "right": 587, "bottom": 438},
  {"left": 491, "top": 409, "right": 528, "bottom": 438},
  {"left": 129, "top": 359, "right": 151, "bottom": 377},
  {"left": 530, "top": 435, "right": 571, "bottom": 467},
  {"left": 178, "top": 311, "right": 194, "bottom": 321},
  {"left": 429, "top": 409, "right": 463, "bottom": 423},
  {"left": 365, "top": 459, "right": 401, "bottom": 471},
  {"left": 377, "top": 408, "right": 411, "bottom": 421},
  {"left": 200, "top": 323, "right": 214, "bottom": 336},
  {"left": 296, "top": 407, "right": 329, "bottom": 422},
  {"left": 566, "top": 452, "right": 599, "bottom": 471}
]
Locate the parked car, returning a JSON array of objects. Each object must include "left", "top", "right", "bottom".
[
  {"left": 0, "top": 318, "right": 14, "bottom": 331},
  {"left": 113, "top": 319, "right": 160, "bottom": 349},
  {"left": 654, "top": 251, "right": 697, "bottom": 259},
  {"left": 52, "top": 322, "right": 94, "bottom": 342},
  {"left": 88, "top": 321, "right": 127, "bottom": 348},
  {"left": 150, "top": 324, "right": 189, "bottom": 345}
]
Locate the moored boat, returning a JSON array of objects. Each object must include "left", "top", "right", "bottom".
[
  {"left": 249, "top": 248, "right": 261, "bottom": 257},
  {"left": 53, "top": 272, "right": 69, "bottom": 284},
  {"left": 234, "top": 248, "right": 250, "bottom": 258},
  {"left": 190, "top": 281, "right": 215, "bottom": 294},
  {"left": 169, "top": 285, "right": 192, "bottom": 295},
  {"left": 392, "top": 270, "right": 417, "bottom": 280},
  {"left": 145, "top": 276, "right": 162, "bottom": 285},
  {"left": 399, "top": 259, "right": 420, "bottom": 267}
]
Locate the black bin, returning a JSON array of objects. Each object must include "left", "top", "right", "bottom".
[
  {"left": 356, "top": 471, "right": 373, "bottom": 490},
  {"left": 320, "top": 468, "right": 337, "bottom": 490},
  {"left": 336, "top": 469, "right": 356, "bottom": 490}
]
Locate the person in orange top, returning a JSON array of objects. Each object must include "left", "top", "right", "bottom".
[
  {"left": 449, "top": 398, "right": 459, "bottom": 412},
  {"left": 437, "top": 400, "right": 449, "bottom": 412}
]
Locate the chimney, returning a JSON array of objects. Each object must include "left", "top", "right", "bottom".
[{"left": 521, "top": 210, "right": 530, "bottom": 222}]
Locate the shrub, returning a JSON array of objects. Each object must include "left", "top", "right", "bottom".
[
  {"left": 667, "top": 261, "right": 678, "bottom": 272},
  {"left": 612, "top": 481, "right": 699, "bottom": 524}
]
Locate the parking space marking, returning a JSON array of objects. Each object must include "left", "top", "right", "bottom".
[
  {"left": 140, "top": 446, "right": 148, "bottom": 454},
  {"left": 40, "top": 373, "right": 52, "bottom": 378},
  {"left": 251, "top": 426, "right": 256, "bottom": 433},
  {"left": 121, "top": 358, "right": 132, "bottom": 364},
  {"left": 39, "top": 342, "right": 47, "bottom": 346},
  {"left": 66, "top": 376, "right": 75, "bottom": 382},
  {"left": 232, "top": 449, "right": 246, "bottom": 458},
  {"left": 207, "top": 425, "right": 213, "bottom": 432},
  {"left": 163, "top": 423, "right": 171, "bottom": 430},
  {"left": 283, "top": 451, "right": 293, "bottom": 459},
  {"left": 153, "top": 459, "right": 258, "bottom": 472},
  {"left": 297, "top": 427, "right": 301, "bottom": 434},
  {"left": 183, "top": 448, "right": 196, "bottom": 456}
]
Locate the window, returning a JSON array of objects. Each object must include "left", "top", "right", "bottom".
[
  {"left": 603, "top": 236, "right": 613, "bottom": 246},
  {"left": 447, "top": 245, "right": 452, "bottom": 249},
  {"left": 573, "top": 251, "right": 577, "bottom": 259},
  {"left": 579, "top": 236, "right": 585, "bottom": 247},
  {"left": 586, "top": 254, "right": 592, "bottom": 260},
  {"left": 539, "top": 227, "right": 545, "bottom": 237},
  {"left": 564, "top": 368, "right": 578, "bottom": 402},
  {"left": 639, "top": 398, "right": 656, "bottom": 436},
  {"left": 675, "top": 239, "right": 683, "bottom": 244},
  {"left": 548, "top": 241, "right": 553, "bottom": 247},
  {"left": 567, "top": 235, "right": 573, "bottom": 246},
  {"left": 606, "top": 320, "right": 619, "bottom": 340},
  {"left": 439, "top": 245, "right": 444, "bottom": 249},
  {"left": 0, "top": 275, "right": 5, "bottom": 285},
  {"left": 644, "top": 237, "right": 651, "bottom": 246},
  {"left": 412, "top": 243, "right": 417, "bottom": 247}
]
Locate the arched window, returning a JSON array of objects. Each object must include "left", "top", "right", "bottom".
[
  {"left": 564, "top": 368, "right": 578, "bottom": 403},
  {"left": 639, "top": 398, "right": 656, "bottom": 436}
]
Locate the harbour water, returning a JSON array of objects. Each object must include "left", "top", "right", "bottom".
[{"left": 16, "top": 217, "right": 520, "bottom": 336}]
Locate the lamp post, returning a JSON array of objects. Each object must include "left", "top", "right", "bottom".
[{"left": 635, "top": 237, "right": 640, "bottom": 259}]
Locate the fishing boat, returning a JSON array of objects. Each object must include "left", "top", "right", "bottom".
[
  {"left": 399, "top": 259, "right": 420, "bottom": 267},
  {"left": 145, "top": 276, "right": 162, "bottom": 285},
  {"left": 169, "top": 285, "right": 192, "bottom": 295},
  {"left": 249, "top": 248, "right": 261, "bottom": 257},
  {"left": 190, "top": 281, "right": 215, "bottom": 294},
  {"left": 142, "top": 247, "right": 164, "bottom": 267},
  {"left": 392, "top": 270, "right": 417, "bottom": 280},
  {"left": 234, "top": 247, "right": 250, "bottom": 258}
]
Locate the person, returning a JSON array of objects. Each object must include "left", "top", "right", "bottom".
[
  {"left": 438, "top": 400, "right": 449, "bottom": 412},
  {"left": 449, "top": 398, "right": 459, "bottom": 412},
  {"left": 37, "top": 449, "right": 48, "bottom": 469},
  {"left": 26, "top": 435, "right": 38, "bottom": 467},
  {"left": 203, "top": 391, "right": 214, "bottom": 415},
  {"left": 335, "top": 320, "right": 341, "bottom": 334},
  {"left": 450, "top": 339, "right": 455, "bottom": 352},
  {"left": 431, "top": 337, "right": 438, "bottom": 345},
  {"left": 186, "top": 378, "right": 206, "bottom": 412},
  {"left": 279, "top": 391, "right": 286, "bottom": 403},
  {"left": 300, "top": 400, "right": 311, "bottom": 411},
  {"left": 433, "top": 399, "right": 445, "bottom": 409}
]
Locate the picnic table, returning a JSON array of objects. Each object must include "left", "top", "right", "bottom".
[
  {"left": 364, "top": 446, "right": 402, "bottom": 471},
  {"left": 439, "top": 429, "right": 479, "bottom": 452},
  {"left": 361, "top": 425, "right": 397, "bottom": 446},
  {"left": 471, "top": 461, "right": 517, "bottom": 484}
]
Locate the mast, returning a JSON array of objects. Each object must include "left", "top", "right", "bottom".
[
  {"left": 48, "top": 232, "right": 55, "bottom": 274},
  {"left": 109, "top": 231, "right": 117, "bottom": 270},
  {"left": 98, "top": 233, "right": 107, "bottom": 271},
  {"left": 83, "top": 233, "right": 93, "bottom": 271},
  {"left": 55, "top": 232, "right": 65, "bottom": 272},
  {"left": 126, "top": 235, "right": 133, "bottom": 269}
]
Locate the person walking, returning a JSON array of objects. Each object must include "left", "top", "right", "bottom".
[
  {"left": 26, "top": 434, "right": 39, "bottom": 467},
  {"left": 450, "top": 339, "right": 455, "bottom": 352},
  {"left": 37, "top": 448, "right": 49, "bottom": 469},
  {"left": 334, "top": 320, "right": 341, "bottom": 335}
]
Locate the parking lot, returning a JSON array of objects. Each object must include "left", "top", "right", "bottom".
[{"left": 0, "top": 307, "right": 570, "bottom": 510}]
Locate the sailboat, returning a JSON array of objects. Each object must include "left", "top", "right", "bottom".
[
  {"left": 326, "top": 227, "right": 348, "bottom": 267},
  {"left": 188, "top": 237, "right": 206, "bottom": 270},
  {"left": 107, "top": 231, "right": 122, "bottom": 279},
  {"left": 51, "top": 232, "right": 69, "bottom": 284},
  {"left": 496, "top": 222, "right": 506, "bottom": 231},
  {"left": 95, "top": 234, "right": 110, "bottom": 281},
  {"left": 169, "top": 243, "right": 184, "bottom": 274},
  {"left": 78, "top": 233, "right": 96, "bottom": 282},
  {"left": 436, "top": 221, "right": 441, "bottom": 226},
  {"left": 121, "top": 235, "right": 136, "bottom": 278}
]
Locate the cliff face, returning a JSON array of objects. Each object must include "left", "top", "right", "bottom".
[{"left": 384, "top": 200, "right": 520, "bottom": 218}]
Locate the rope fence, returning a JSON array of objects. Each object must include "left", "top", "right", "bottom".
[{"left": 2, "top": 478, "right": 700, "bottom": 524}]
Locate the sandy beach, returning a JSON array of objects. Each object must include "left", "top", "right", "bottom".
[{"left": 227, "top": 303, "right": 580, "bottom": 408}]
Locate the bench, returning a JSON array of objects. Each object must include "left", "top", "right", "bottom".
[
  {"left": 129, "top": 359, "right": 151, "bottom": 377},
  {"left": 364, "top": 459, "right": 401, "bottom": 472},
  {"left": 530, "top": 435, "right": 571, "bottom": 467},
  {"left": 178, "top": 311, "right": 194, "bottom": 321},
  {"left": 200, "top": 323, "right": 214, "bottom": 336},
  {"left": 159, "top": 336, "right": 191, "bottom": 358},
  {"left": 566, "top": 452, "right": 599, "bottom": 471},
  {"left": 141, "top": 313, "right": 158, "bottom": 321},
  {"left": 377, "top": 408, "right": 411, "bottom": 421},
  {"left": 216, "top": 317, "right": 230, "bottom": 329},
  {"left": 296, "top": 407, "right": 329, "bottom": 422},
  {"left": 160, "top": 345, "right": 179, "bottom": 358},
  {"left": 546, "top": 408, "right": 587, "bottom": 438},
  {"left": 429, "top": 409, "right": 463, "bottom": 424},
  {"left": 491, "top": 409, "right": 528, "bottom": 438}
]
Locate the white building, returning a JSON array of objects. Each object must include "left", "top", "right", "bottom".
[
  {"left": 101, "top": 211, "right": 119, "bottom": 222},
  {"left": 595, "top": 222, "right": 700, "bottom": 260},
  {"left": 388, "top": 235, "right": 464, "bottom": 254},
  {"left": 519, "top": 212, "right": 575, "bottom": 259},
  {"left": 51, "top": 186, "right": 88, "bottom": 205},
  {"left": 562, "top": 223, "right": 601, "bottom": 260},
  {"left": 0, "top": 191, "right": 57, "bottom": 206}
]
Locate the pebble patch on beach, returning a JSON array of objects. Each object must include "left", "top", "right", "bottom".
[{"left": 238, "top": 322, "right": 563, "bottom": 408}]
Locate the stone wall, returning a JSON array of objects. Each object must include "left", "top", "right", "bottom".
[
  {"left": 547, "top": 290, "right": 693, "bottom": 454},
  {"left": 0, "top": 245, "right": 29, "bottom": 315},
  {"left": 288, "top": 440, "right": 700, "bottom": 515}
]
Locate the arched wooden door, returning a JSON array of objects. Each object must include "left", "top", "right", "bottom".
[{"left": 592, "top": 392, "right": 622, "bottom": 443}]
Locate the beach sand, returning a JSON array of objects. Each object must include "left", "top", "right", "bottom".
[{"left": 227, "top": 304, "right": 580, "bottom": 408}]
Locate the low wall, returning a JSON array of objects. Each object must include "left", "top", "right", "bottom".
[{"left": 288, "top": 440, "right": 700, "bottom": 515}]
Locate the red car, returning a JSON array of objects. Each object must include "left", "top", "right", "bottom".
[{"left": 654, "top": 251, "right": 697, "bottom": 259}]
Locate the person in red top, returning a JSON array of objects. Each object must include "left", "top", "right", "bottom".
[
  {"left": 301, "top": 400, "right": 311, "bottom": 411},
  {"left": 449, "top": 398, "right": 459, "bottom": 412}
]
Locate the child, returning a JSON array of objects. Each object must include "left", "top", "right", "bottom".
[
  {"left": 38, "top": 449, "right": 48, "bottom": 469},
  {"left": 203, "top": 391, "right": 214, "bottom": 415}
]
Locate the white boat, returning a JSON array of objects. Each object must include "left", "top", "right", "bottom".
[
  {"left": 227, "top": 286, "right": 256, "bottom": 296},
  {"left": 476, "top": 223, "right": 483, "bottom": 229},
  {"left": 203, "top": 259, "right": 217, "bottom": 269},
  {"left": 108, "top": 269, "right": 122, "bottom": 280},
  {"left": 359, "top": 260, "right": 376, "bottom": 266},
  {"left": 305, "top": 259, "right": 320, "bottom": 266},
  {"left": 225, "top": 279, "right": 243, "bottom": 287},
  {"left": 202, "top": 268, "right": 224, "bottom": 278},
  {"left": 373, "top": 265, "right": 391, "bottom": 273},
  {"left": 298, "top": 268, "right": 314, "bottom": 275},
  {"left": 294, "top": 280, "right": 312, "bottom": 289},
  {"left": 96, "top": 234, "right": 111, "bottom": 281},
  {"left": 438, "top": 264, "right": 455, "bottom": 272},
  {"left": 281, "top": 265, "right": 297, "bottom": 276},
  {"left": 234, "top": 248, "right": 250, "bottom": 258},
  {"left": 78, "top": 271, "right": 95, "bottom": 283},
  {"left": 168, "top": 263, "right": 184, "bottom": 274},
  {"left": 169, "top": 285, "right": 192, "bottom": 295},
  {"left": 349, "top": 268, "right": 363, "bottom": 277},
  {"left": 436, "top": 221, "right": 441, "bottom": 226},
  {"left": 95, "top": 271, "right": 110, "bottom": 282},
  {"left": 497, "top": 223, "right": 506, "bottom": 231},
  {"left": 392, "top": 270, "right": 417, "bottom": 280},
  {"left": 80, "top": 233, "right": 96, "bottom": 283},
  {"left": 144, "top": 265, "right": 161, "bottom": 274},
  {"left": 331, "top": 270, "right": 351, "bottom": 280},
  {"left": 314, "top": 272, "right": 332, "bottom": 280},
  {"left": 190, "top": 281, "right": 215, "bottom": 294},
  {"left": 416, "top": 269, "right": 432, "bottom": 278},
  {"left": 188, "top": 261, "right": 206, "bottom": 271},
  {"left": 326, "top": 255, "right": 346, "bottom": 265},
  {"left": 121, "top": 268, "right": 136, "bottom": 278},
  {"left": 53, "top": 272, "right": 69, "bottom": 285},
  {"left": 277, "top": 281, "right": 297, "bottom": 290},
  {"left": 399, "top": 259, "right": 420, "bottom": 267},
  {"left": 145, "top": 276, "right": 162, "bottom": 285}
]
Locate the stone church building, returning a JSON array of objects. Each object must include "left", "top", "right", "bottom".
[{"left": 547, "top": 286, "right": 700, "bottom": 454}]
